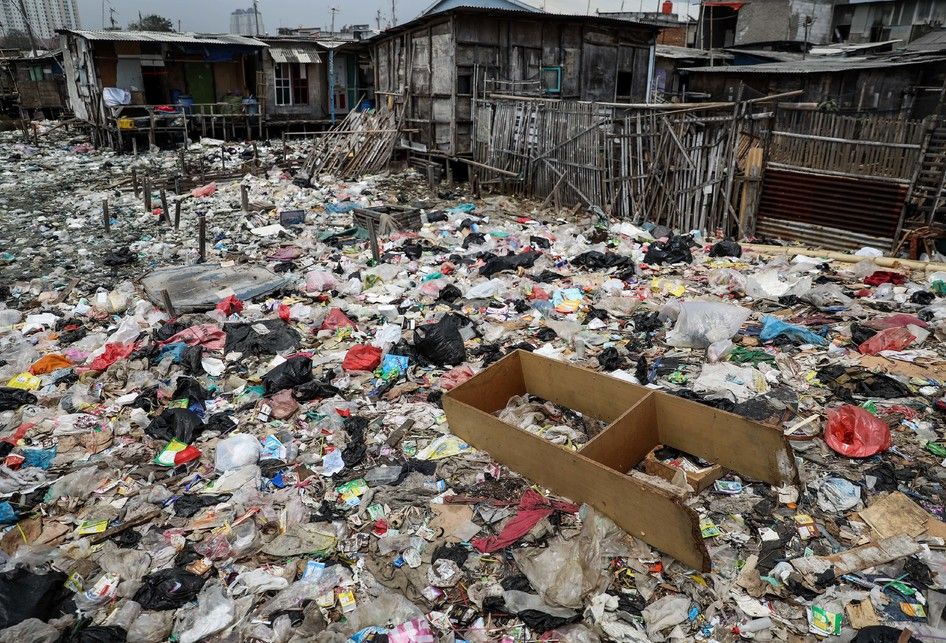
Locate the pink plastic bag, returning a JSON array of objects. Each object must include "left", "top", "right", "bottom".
[
  {"left": 191, "top": 181, "right": 217, "bottom": 198},
  {"left": 824, "top": 405, "right": 891, "bottom": 458},
  {"left": 865, "top": 313, "right": 928, "bottom": 331},
  {"left": 858, "top": 326, "right": 915, "bottom": 355},
  {"left": 441, "top": 365, "right": 475, "bottom": 391}
]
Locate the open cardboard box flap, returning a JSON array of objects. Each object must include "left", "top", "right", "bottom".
[{"left": 443, "top": 350, "right": 800, "bottom": 571}]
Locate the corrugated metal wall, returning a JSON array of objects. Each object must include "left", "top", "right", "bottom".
[{"left": 756, "top": 168, "right": 907, "bottom": 251}]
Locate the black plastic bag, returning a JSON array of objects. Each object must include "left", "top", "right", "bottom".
[
  {"left": 0, "top": 387, "right": 37, "bottom": 412},
  {"left": 400, "top": 242, "right": 423, "bottom": 259},
  {"left": 598, "top": 347, "right": 626, "bottom": 371},
  {"left": 480, "top": 251, "right": 540, "bottom": 277},
  {"left": 133, "top": 568, "right": 206, "bottom": 611},
  {"left": 911, "top": 290, "right": 936, "bottom": 305},
  {"left": 709, "top": 239, "right": 742, "bottom": 258},
  {"left": 438, "top": 284, "right": 463, "bottom": 303},
  {"left": 529, "top": 236, "right": 551, "bottom": 249},
  {"left": 413, "top": 314, "right": 471, "bottom": 366},
  {"left": 154, "top": 321, "right": 186, "bottom": 342},
  {"left": 60, "top": 623, "right": 127, "bottom": 643},
  {"left": 462, "top": 233, "right": 486, "bottom": 248},
  {"left": 205, "top": 413, "right": 236, "bottom": 435},
  {"left": 102, "top": 247, "right": 136, "bottom": 267},
  {"left": 0, "top": 567, "right": 68, "bottom": 629},
  {"left": 180, "top": 345, "right": 204, "bottom": 376},
  {"left": 145, "top": 408, "right": 203, "bottom": 443},
  {"left": 224, "top": 320, "right": 300, "bottom": 357},
  {"left": 342, "top": 416, "right": 369, "bottom": 467},
  {"left": 172, "top": 377, "right": 208, "bottom": 406},
  {"left": 534, "top": 327, "right": 557, "bottom": 342},
  {"left": 293, "top": 380, "right": 340, "bottom": 402},
  {"left": 571, "top": 251, "right": 632, "bottom": 271},
  {"left": 518, "top": 610, "right": 578, "bottom": 633},
  {"left": 852, "top": 626, "right": 920, "bottom": 643},
  {"left": 850, "top": 323, "right": 877, "bottom": 346},
  {"left": 262, "top": 355, "right": 313, "bottom": 395},
  {"left": 644, "top": 235, "right": 693, "bottom": 265},
  {"left": 173, "top": 494, "right": 231, "bottom": 518}
]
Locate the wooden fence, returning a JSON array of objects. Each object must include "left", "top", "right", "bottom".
[
  {"left": 767, "top": 108, "right": 925, "bottom": 180},
  {"left": 472, "top": 97, "right": 763, "bottom": 234}
]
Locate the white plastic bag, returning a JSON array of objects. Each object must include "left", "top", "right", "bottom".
[
  {"left": 665, "top": 302, "right": 750, "bottom": 348},
  {"left": 215, "top": 434, "right": 261, "bottom": 472}
]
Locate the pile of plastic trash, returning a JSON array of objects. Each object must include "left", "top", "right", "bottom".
[{"left": 1, "top": 123, "right": 945, "bottom": 642}]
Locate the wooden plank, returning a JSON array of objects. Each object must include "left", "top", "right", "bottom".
[
  {"left": 654, "top": 394, "right": 799, "bottom": 487},
  {"left": 442, "top": 395, "right": 710, "bottom": 571},
  {"left": 579, "top": 393, "right": 658, "bottom": 472},
  {"left": 446, "top": 350, "right": 526, "bottom": 414}
]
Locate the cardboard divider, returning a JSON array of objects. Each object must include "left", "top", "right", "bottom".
[
  {"left": 578, "top": 393, "right": 659, "bottom": 473},
  {"left": 442, "top": 394, "right": 711, "bottom": 570},
  {"left": 442, "top": 350, "right": 800, "bottom": 571},
  {"left": 653, "top": 393, "right": 799, "bottom": 486}
]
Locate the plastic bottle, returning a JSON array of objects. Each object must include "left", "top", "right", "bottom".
[
  {"left": 734, "top": 617, "right": 773, "bottom": 636},
  {"left": 364, "top": 464, "right": 403, "bottom": 487}
]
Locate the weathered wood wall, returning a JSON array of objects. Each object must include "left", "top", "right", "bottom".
[{"left": 372, "top": 11, "right": 655, "bottom": 157}]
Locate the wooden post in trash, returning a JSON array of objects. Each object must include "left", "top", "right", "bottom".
[
  {"left": 160, "top": 189, "right": 169, "bottom": 224},
  {"left": 174, "top": 177, "right": 181, "bottom": 195},
  {"left": 179, "top": 147, "right": 186, "bottom": 174},
  {"left": 161, "top": 289, "right": 176, "bottom": 318},
  {"left": 252, "top": 141, "right": 259, "bottom": 167},
  {"left": 241, "top": 184, "right": 249, "bottom": 212},
  {"left": 198, "top": 211, "right": 206, "bottom": 262},
  {"left": 143, "top": 178, "right": 152, "bottom": 212},
  {"left": 220, "top": 147, "right": 226, "bottom": 171},
  {"left": 367, "top": 219, "right": 380, "bottom": 262},
  {"left": 426, "top": 164, "right": 436, "bottom": 188},
  {"left": 102, "top": 200, "right": 110, "bottom": 234},
  {"left": 131, "top": 168, "right": 140, "bottom": 198},
  {"left": 132, "top": 136, "right": 138, "bottom": 157},
  {"left": 282, "top": 131, "right": 288, "bottom": 160},
  {"left": 174, "top": 200, "right": 181, "bottom": 229}
]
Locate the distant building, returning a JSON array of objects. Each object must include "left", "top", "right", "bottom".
[
  {"left": 698, "top": 0, "right": 834, "bottom": 49},
  {"left": 230, "top": 7, "right": 264, "bottom": 36},
  {"left": 831, "top": 0, "right": 946, "bottom": 45},
  {"left": 0, "top": 0, "right": 81, "bottom": 40}
]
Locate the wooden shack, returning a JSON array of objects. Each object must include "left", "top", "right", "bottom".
[
  {"left": 8, "top": 51, "right": 68, "bottom": 117},
  {"left": 683, "top": 54, "right": 946, "bottom": 117},
  {"left": 58, "top": 29, "right": 267, "bottom": 148},
  {"left": 370, "top": 7, "right": 659, "bottom": 157}
]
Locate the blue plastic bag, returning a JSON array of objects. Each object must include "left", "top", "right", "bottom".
[{"left": 760, "top": 316, "right": 828, "bottom": 346}]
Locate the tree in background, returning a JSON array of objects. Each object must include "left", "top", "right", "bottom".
[{"left": 128, "top": 14, "right": 174, "bottom": 32}]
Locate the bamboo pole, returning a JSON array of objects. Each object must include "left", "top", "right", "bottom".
[{"left": 742, "top": 243, "right": 946, "bottom": 272}]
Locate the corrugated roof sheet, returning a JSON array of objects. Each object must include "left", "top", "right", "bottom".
[
  {"left": 369, "top": 6, "right": 660, "bottom": 43},
  {"left": 905, "top": 29, "right": 946, "bottom": 52},
  {"left": 270, "top": 46, "right": 321, "bottom": 64},
  {"left": 421, "top": 0, "right": 542, "bottom": 16},
  {"left": 57, "top": 29, "right": 267, "bottom": 47},
  {"left": 683, "top": 55, "right": 946, "bottom": 74}
]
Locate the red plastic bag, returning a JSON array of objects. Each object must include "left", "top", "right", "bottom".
[
  {"left": 824, "top": 405, "right": 891, "bottom": 458},
  {"left": 320, "top": 308, "right": 356, "bottom": 331},
  {"left": 865, "top": 271, "right": 906, "bottom": 286},
  {"left": 88, "top": 343, "right": 136, "bottom": 371},
  {"left": 865, "top": 313, "right": 928, "bottom": 330},
  {"left": 858, "top": 326, "right": 915, "bottom": 355},
  {"left": 342, "top": 345, "right": 382, "bottom": 372},
  {"left": 215, "top": 295, "right": 244, "bottom": 316}
]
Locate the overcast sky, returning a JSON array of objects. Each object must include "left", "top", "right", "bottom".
[{"left": 77, "top": 0, "right": 698, "bottom": 33}]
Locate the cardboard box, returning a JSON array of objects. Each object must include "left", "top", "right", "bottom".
[
  {"left": 443, "top": 350, "right": 799, "bottom": 571},
  {"left": 643, "top": 446, "right": 725, "bottom": 493}
]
